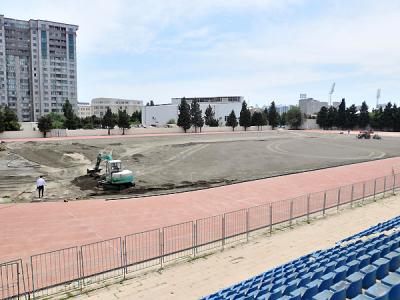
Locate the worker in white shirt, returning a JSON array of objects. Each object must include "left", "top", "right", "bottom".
[{"left": 36, "top": 175, "right": 46, "bottom": 198}]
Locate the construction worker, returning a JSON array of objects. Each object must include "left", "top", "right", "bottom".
[{"left": 36, "top": 175, "right": 46, "bottom": 198}]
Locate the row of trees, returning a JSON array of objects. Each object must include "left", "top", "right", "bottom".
[
  {"left": 0, "top": 106, "right": 20, "bottom": 132},
  {"left": 176, "top": 99, "right": 304, "bottom": 132},
  {"left": 316, "top": 99, "right": 400, "bottom": 131},
  {"left": 225, "top": 101, "right": 303, "bottom": 131},
  {"left": 37, "top": 100, "right": 141, "bottom": 137}
]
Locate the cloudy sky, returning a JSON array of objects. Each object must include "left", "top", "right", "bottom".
[{"left": 3, "top": 0, "right": 400, "bottom": 107}]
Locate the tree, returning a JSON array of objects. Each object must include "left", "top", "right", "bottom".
[
  {"left": 239, "top": 101, "right": 252, "bottom": 130},
  {"left": 3, "top": 106, "right": 20, "bottom": 131},
  {"left": 345, "top": 104, "right": 358, "bottom": 130},
  {"left": 37, "top": 115, "right": 53, "bottom": 138},
  {"left": 190, "top": 99, "right": 204, "bottom": 132},
  {"left": 226, "top": 110, "right": 238, "bottom": 131},
  {"left": 251, "top": 111, "right": 264, "bottom": 130},
  {"left": 117, "top": 109, "right": 131, "bottom": 135},
  {"left": 102, "top": 107, "right": 116, "bottom": 135},
  {"left": 286, "top": 106, "right": 303, "bottom": 129},
  {"left": 130, "top": 110, "right": 142, "bottom": 124},
  {"left": 81, "top": 116, "right": 94, "bottom": 129},
  {"left": 177, "top": 98, "right": 191, "bottom": 132},
  {"left": 382, "top": 102, "right": 394, "bottom": 130},
  {"left": 91, "top": 115, "right": 102, "bottom": 129},
  {"left": 358, "top": 101, "right": 369, "bottom": 129},
  {"left": 279, "top": 112, "right": 287, "bottom": 126},
  {"left": 62, "top": 100, "right": 78, "bottom": 129},
  {"left": 167, "top": 119, "right": 176, "bottom": 124},
  {"left": 327, "top": 106, "right": 338, "bottom": 129},
  {"left": 337, "top": 98, "right": 347, "bottom": 129},
  {"left": 370, "top": 107, "right": 383, "bottom": 130},
  {"left": 0, "top": 107, "right": 5, "bottom": 133},
  {"left": 393, "top": 104, "right": 400, "bottom": 132},
  {"left": 47, "top": 112, "right": 65, "bottom": 129},
  {"left": 204, "top": 104, "right": 219, "bottom": 127},
  {"left": 316, "top": 106, "right": 329, "bottom": 129},
  {"left": 268, "top": 101, "right": 279, "bottom": 129},
  {"left": 146, "top": 100, "right": 155, "bottom": 106}
]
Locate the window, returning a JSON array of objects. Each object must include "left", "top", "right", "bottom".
[
  {"left": 41, "top": 30, "right": 47, "bottom": 59},
  {"left": 68, "top": 34, "right": 74, "bottom": 60}
]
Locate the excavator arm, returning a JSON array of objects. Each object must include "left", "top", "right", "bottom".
[{"left": 87, "top": 150, "right": 113, "bottom": 176}]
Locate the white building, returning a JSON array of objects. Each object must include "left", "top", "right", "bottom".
[
  {"left": 142, "top": 96, "right": 243, "bottom": 126},
  {"left": 91, "top": 98, "right": 142, "bottom": 118},
  {"left": 0, "top": 15, "right": 78, "bottom": 121},
  {"left": 77, "top": 102, "right": 92, "bottom": 118},
  {"left": 299, "top": 97, "right": 328, "bottom": 116}
]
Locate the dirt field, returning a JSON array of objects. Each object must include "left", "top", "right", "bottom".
[
  {"left": 72, "top": 192, "right": 400, "bottom": 300},
  {"left": 1, "top": 130, "right": 400, "bottom": 202}
]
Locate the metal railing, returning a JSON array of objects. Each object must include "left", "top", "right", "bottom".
[{"left": 1, "top": 172, "right": 399, "bottom": 299}]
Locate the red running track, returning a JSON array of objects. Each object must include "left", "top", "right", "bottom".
[{"left": 1, "top": 157, "right": 400, "bottom": 263}]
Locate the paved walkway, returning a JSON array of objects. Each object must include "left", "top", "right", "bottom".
[
  {"left": 0, "top": 157, "right": 399, "bottom": 263},
  {"left": 74, "top": 193, "right": 400, "bottom": 300}
]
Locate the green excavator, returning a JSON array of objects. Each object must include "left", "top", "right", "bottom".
[{"left": 87, "top": 150, "right": 134, "bottom": 189}]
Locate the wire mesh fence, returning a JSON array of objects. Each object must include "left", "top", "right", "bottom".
[
  {"left": 0, "top": 260, "right": 24, "bottom": 300},
  {"left": 30, "top": 247, "right": 80, "bottom": 298},
  {"left": 1, "top": 172, "right": 399, "bottom": 299}
]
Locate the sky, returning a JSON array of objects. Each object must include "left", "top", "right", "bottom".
[{"left": 2, "top": 0, "right": 400, "bottom": 108}]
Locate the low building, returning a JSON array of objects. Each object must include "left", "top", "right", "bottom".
[
  {"left": 91, "top": 98, "right": 142, "bottom": 118},
  {"left": 77, "top": 102, "right": 92, "bottom": 118},
  {"left": 299, "top": 98, "right": 328, "bottom": 116},
  {"left": 142, "top": 96, "right": 243, "bottom": 126}
]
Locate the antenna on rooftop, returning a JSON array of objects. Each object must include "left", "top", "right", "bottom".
[
  {"left": 329, "top": 82, "right": 335, "bottom": 106},
  {"left": 376, "top": 88, "right": 381, "bottom": 108}
]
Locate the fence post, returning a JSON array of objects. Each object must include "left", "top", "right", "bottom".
[
  {"left": 307, "top": 194, "right": 310, "bottom": 223},
  {"left": 17, "top": 262, "right": 20, "bottom": 300},
  {"left": 350, "top": 184, "right": 354, "bottom": 208},
  {"left": 393, "top": 174, "right": 397, "bottom": 195},
  {"left": 289, "top": 200, "right": 293, "bottom": 228},
  {"left": 159, "top": 228, "right": 164, "bottom": 268},
  {"left": 121, "top": 239, "right": 126, "bottom": 280},
  {"left": 193, "top": 222, "right": 197, "bottom": 257},
  {"left": 246, "top": 209, "right": 249, "bottom": 242},
  {"left": 76, "top": 247, "right": 82, "bottom": 290},
  {"left": 337, "top": 188, "right": 341, "bottom": 211},
  {"left": 373, "top": 178, "right": 377, "bottom": 201},
  {"left": 30, "top": 257, "right": 35, "bottom": 299},
  {"left": 222, "top": 214, "right": 226, "bottom": 250},
  {"left": 383, "top": 176, "right": 387, "bottom": 198},
  {"left": 79, "top": 247, "right": 85, "bottom": 287},
  {"left": 323, "top": 191, "right": 327, "bottom": 216},
  {"left": 362, "top": 182, "right": 366, "bottom": 204},
  {"left": 269, "top": 203, "right": 273, "bottom": 235}
]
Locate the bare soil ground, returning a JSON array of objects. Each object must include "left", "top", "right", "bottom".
[
  {"left": 1, "top": 130, "right": 400, "bottom": 202},
  {"left": 71, "top": 191, "right": 400, "bottom": 300}
]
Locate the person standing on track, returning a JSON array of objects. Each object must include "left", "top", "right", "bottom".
[{"left": 36, "top": 175, "right": 46, "bottom": 198}]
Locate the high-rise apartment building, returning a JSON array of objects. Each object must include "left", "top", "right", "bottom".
[{"left": 0, "top": 15, "right": 78, "bottom": 121}]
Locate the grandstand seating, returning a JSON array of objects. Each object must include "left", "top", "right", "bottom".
[{"left": 201, "top": 216, "right": 400, "bottom": 300}]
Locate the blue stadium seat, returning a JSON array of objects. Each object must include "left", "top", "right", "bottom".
[
  {"left": 345, "top": 272, "right": 363, "bottom": 298},
  {"left": 365, "top": 282, "right": 390, "bottom": 299},
  {"left": 385, "top": 252, "right": 400, "bottom": 272},
  {"left": 201, "top": 216, "right": 400, "bottom": 300},
  {"left": 373, "top": 258, "right": 390, "bottom": 279},
  {"left": 360, "top": 265, "right": 377, "bottom": 289}
]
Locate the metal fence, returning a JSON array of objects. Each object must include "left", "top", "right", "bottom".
[{"left": 1, "top": 172, "right": 399, "bottom": 299}]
